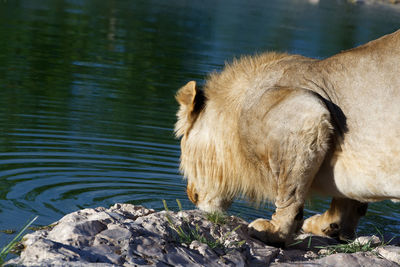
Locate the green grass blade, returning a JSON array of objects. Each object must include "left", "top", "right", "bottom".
[
  {"left": 288, "top": 239, "right": 304, "bottom": 247},
  {"left": 0, "top": 216, "right": 38, "bottom": 260},
  {"left": 176, "top": 199, "right": 183, "bottom": 211},
  {"left": 162, "top": 199, "right": 169, "bottom": 212},
  {"left": 162, "top": 200, "right": 175, "bottom": 227}
]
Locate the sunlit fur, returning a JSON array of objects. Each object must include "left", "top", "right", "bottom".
[
  {"left": 176, "top": 53, "right": 298, "bottom": 206},
  {"left": 175, "top": 30, "right": 400, "bottom": 245}
]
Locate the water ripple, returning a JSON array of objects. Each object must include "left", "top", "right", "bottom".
[{"left": 0, "top": 127, "right": 184, "bottom": 230}]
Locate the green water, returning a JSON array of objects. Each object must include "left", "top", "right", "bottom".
[{"left": 0, "top": 0, "right": 399, "bottom": 245}]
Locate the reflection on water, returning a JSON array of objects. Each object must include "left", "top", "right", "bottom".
[{"left": 0, "top": 0, "right": 399, "bottom": 245}]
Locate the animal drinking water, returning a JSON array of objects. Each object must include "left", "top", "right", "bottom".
[{"left": 175, "top": 30, "right": 400, "bottom": 246}]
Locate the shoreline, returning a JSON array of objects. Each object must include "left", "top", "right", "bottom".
[{"left": 6, "top": 203, "right": 400, "bottom": 266}]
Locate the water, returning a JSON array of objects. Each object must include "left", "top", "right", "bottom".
[{"left": 0, "top": 0, "right": 400, "bottom": 245}]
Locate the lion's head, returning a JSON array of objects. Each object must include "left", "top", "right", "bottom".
[
  {"left": 174, "top": 54, "right": 290, "bottom": 212},
  {"left": 174, "top": 81, "right": 235, "bottom": 212}
]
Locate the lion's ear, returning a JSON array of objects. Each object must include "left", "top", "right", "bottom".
[
  {"left": 176, "top": 81, "right": 197, "bottom": 107},
  {"left": 175, "top": 81, "right": 205, "bottom": 137}
]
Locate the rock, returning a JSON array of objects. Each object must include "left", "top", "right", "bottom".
[
  {"left": 375, "top": 245, "right": 400, "bottom": 265},
  {"left": 354, "top": 235, "right": 381, "bottom": 246},
  {"left": 272, "top": 252, "right": 400, "bottom": 267},
  {"left": 5, "top": 203, "right": 400, "bottom": 266}
]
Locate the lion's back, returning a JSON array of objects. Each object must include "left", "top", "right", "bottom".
[{"left": 313, "top": 32, "right": 400, "bottom": 202}]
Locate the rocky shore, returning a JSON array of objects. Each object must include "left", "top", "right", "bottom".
[{"left": 6, "top": 203, "right": 400, "bottom": 266}]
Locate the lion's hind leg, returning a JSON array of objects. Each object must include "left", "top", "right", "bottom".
[{"left": 302, "top": 198, "right": 368, "bottom": 240}]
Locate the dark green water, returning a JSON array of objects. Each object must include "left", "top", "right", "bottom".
[{"left": 0, "top": 0, "right": 399, "bottom": 246}]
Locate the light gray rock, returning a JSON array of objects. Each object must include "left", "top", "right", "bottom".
[
  {"left": 354, "top": 235, "right": 381, "bottom": 246},
  {"left": 5, "top": 203, "right": 400, "bottom": 267},
  {"left": 317, "top": 252, "right": 399, "bottom": 267},
  {"left": 376, "top": 245, "right": 400, "bottom": 265},
  {"left": 271, "top": 252, "right": 400, "bottom": 267}
]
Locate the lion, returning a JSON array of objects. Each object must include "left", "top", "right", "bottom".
[{"left": 175, "top": 29, "right": 400, "bottom": 246}]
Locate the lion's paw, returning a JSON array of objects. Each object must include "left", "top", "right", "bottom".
[
  {"left": 248, "top": 218, "right": 286, "bottom": 247},
  {"left": 302, "top": 214, "right": 340, "bottom": 238}
]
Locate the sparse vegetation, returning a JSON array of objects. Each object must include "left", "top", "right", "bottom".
[
  {"left": 316, "top": 239, "right": 377, "bottom": 256},
  {"left": 28, "top": 224, "right": 57, "bottom": 232},
  {"left": 0, "top": 216, "right": 38, "bottom": 265},
  {"left": 0, "top": 229, "right": 16, "bottom": 235},
  {"left": 206, "top": 211, "right": 227, "bottom": 225},
  {"left": 288, "top": 227, "right": 397, "bottom": 259},
  {"left": 288, "top": 235, "right": 314, "bottom": 248},
  {"left": 162, "top": 199, "right": 225, "bottom": 249},
  {"left": 316, "top": 230, "right": 396, "bottom": 257},
  {"left": 162, "top": 199, "right": 244, "bottom": 250}
]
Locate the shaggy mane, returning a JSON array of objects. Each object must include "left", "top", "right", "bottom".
[
  {"left": 177, "top": 52, "right": 297, "bottom": 204},
  {"left": 203, "top": 52, "right": 291, "bottom": 109}
]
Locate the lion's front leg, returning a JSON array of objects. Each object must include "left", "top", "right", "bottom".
[
  {"left": 248, "top": 154, "right": 317, "bottom": 247},
  {"left": 247, "top": 115, "right": 329, "bottom": 246},
  {"left": 243, "top": 88, "right": 333, "bottom": 246},
  {"left": 248, "top": 201, "right": 304, "bottom": 247},
  {"left": 302, "top": 198, "right": 368, "bottom": 240}
]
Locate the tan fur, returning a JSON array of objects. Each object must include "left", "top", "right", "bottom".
[{"left": 175, "top": 30, "right": 400, "bottom": 246}]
